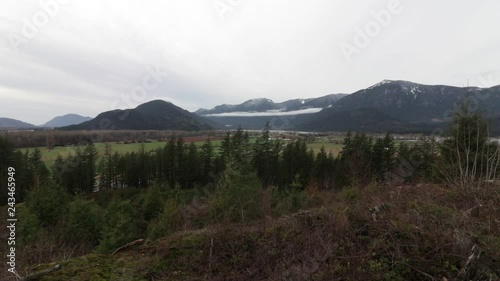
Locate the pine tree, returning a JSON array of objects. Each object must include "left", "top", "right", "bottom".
[
  {"left": 253, "top": 122, "right": 276, "bottom": 186},
  {"left": 314, "top": 146, "right": 335, "bottom": 189},
  {"left": 371, "top": 133, "right": 395, "bottom": 183},
  {"left": 0, "top": 135, "right": 15, "bottom": 202},
  {"left": 336, "top": 132, "right": 373, "bottom": 188},
  {"left": 82, "top": 143, "right": 98, "bottom": 193},
  {"left": 185, "top": 142, "right": 199, "bottom": 188},
  {"left": 438, "top": 96, "right": 498, "bottom": 189},
  {"left": 200, "top": 139, "right": 214, "bottom": 184},
  {"left": 164, "top": 137, "right": 177, "bottom": 188},
  {"left": 29, "top": 148, "right": 49, "bottom": 190}
]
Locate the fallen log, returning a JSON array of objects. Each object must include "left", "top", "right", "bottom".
[
  {"left": 112, "top": 239, "right": 145, "bottom": 255},
  {"left": 22, "top": 264, "right": 62, "bottom": 281}
]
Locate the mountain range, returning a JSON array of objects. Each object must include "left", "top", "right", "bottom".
[
  {"left": 41, "top": 114, "right": 92, "bottom": 127},
  {"left": 196, "top": 94, "right": 347, "bottom": 115},
  {"left": 0, "top": 118, "right": 37, "bottom": 129},
  {"left": 3, "top": 80, "right": 500, "bottom": 133},
  {"left": 62, "top": 100, "right": 217, "bottom": 131},
  {"left": 194, "top": 80, "right": 500, "bottom": 133},
  {"left": 298, "top": 80, "right": 500, "bottom": 133}
]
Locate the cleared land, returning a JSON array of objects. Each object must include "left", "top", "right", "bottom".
[{"left": 22, "top": 139, "right": 342, "bottom": 167}]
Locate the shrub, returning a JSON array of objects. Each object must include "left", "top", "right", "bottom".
[
  {"left": 26, "top": 184, "right": 70, "bottom": 227},
  {"left": 97, "top": 200, "right": 144, "bottom": 253},
  {"left": 147, "top": 199, "right": 184, "bottom": 240},
  {"left": 17, "top": 204, "right": 41, "bottom": 245},
  {"left": 143, "top": 186, "right": 165, "bottom": 221},
  {"left": 64, "top": 198, "right": 103, "bottom": 245},
  {"left": 209, "top": 167, "right": 263, "bottom": 224},
  {"left": 340, "top": 186, "right": 359, "bottom": 201},
  {"left": 269, "top": 184, "right": 305, "bottom": 216}
]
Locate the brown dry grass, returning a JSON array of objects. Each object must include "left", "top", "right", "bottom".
[{"left": 2, "top": 183, "right": 499, "bottom": 281}]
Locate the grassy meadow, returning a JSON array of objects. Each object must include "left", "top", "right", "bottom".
[{"left": 21, "top": 139, "right": 343, "bottom": 167}]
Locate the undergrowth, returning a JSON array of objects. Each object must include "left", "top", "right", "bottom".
[{"left": 3, "top": 182, "right": 498, "bottom": 281}]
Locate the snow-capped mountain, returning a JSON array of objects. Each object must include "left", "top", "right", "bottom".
[
  {"left": 300, "top": 80, "right": 500, "bottom": 132},
  {"left": 195, "top": 94, "right": 347, "bottom": 116}
]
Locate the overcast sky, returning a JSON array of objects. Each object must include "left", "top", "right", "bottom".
[{"left": 1, "top": 0, "right": 500, "bottom": 124}]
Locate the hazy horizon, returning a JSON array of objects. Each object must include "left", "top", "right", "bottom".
[{"left": 1, "top": 0, "right": 500, "bottom": 124}]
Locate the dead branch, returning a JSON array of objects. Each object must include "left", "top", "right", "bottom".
[
  {"left": 112, "top": 239, "right": 144, "bottom": 255},
  {"left": 22, "top": 264, "right": 61, "bottom": 281},
  {"left": 456, "top": 244, "right": 482, "bottom": 281}
]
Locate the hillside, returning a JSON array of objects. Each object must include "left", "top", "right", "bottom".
[
  {"left": 3, "top": 105, "right": 500, "bottom": 280},
  {"left": 196, "top": 94, "right": 347, "bottom": 116},
  {"left": 61, "top": 100, "right": 218, "bottom": 131},
  {"left": 0, "top": 117, "right": 37, "bottom": 129},
  {"left": 41, "top": 114, "right": 92, "bottom": 127},
  {"left": 15, "top": 183, "right": 500, "bottom": 281},
  {"left": 300, "top": 80, "right": 500, "bottom": 133},
  {"left": 196, "top": 94, "right": 346, "bottom": 129},
  {"left": 297, "top": 108, "right": 407, "bottom": 132},
  {"left": 196, "top": 81, "right": 500, "bottom": 132}
]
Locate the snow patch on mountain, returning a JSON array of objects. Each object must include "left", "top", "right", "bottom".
[
  {"left": 204, "top": 108, "right": 323, "bottom": 117},
  {"left": 368, "top": 80, "right": 392, "bottom": 89}
]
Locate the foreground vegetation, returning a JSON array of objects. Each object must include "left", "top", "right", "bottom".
[
  {"left": 0, "top": 99, "right": 499, "bottom": 280},
  {"left": 5, "top": 182, "right": 499, "bottom": 281}
]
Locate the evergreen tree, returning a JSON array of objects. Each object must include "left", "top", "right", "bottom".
[
  {"left": 253, "top": 122, "right": 277, "bottom": 186},
  {"left": 200, "top": 139, "right": 214, "bottom": 184},
  {"left": 336, "top": 132, "right": 373, "bottom": 188},
  {"left": 82, "top": 143, "right": 98, "bottom": 193},
  {"left": 185, "top": 142, "right": 199, "bottom": 188},
  {"left": 97, "top": 200, "right": 144, "bottom": 253},
  {"left": 0, "top": 135, "right": 15, "bottom": 202},
  {"left": 314, "top": 146, "right": 335, "bottom": 189},
  {"left": 175, "top": 137, "right": 186, "bottom": 188},
  {"left": 164, "top": 137, "right": 177, "bottom": 188},
  {"left": 100, "top": 143, "right": 114, "bottom": 190},
  {"left": 371, "top": 133, "right": 395, "bottom": 183},
  {"left": 439, "top": 97, "right": 498, "bottom": 189},
  {"left": 219, "top": 132, "right": 231, "bottom": 163},
  {"left": 136, "top": 143, "right": 149, "bottom": 188}
]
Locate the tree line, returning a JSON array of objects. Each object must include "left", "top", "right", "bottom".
[
  {"left": 1, "top": 98, "right": 498, "bottom": 204},
  {"left": 1, "top": 125, "right": 438, "bottom": 204}
]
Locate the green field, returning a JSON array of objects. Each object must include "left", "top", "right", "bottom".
[
  {"left": 306, "top": 141, "right": 343, "bottom": 156},
  {"left": 21, "top": 139, "right": 343, "bottom": 167},
  {"left": 21, "top": 141, "right": 224, "bottom": 167},
  {"left": 21, "top": 142, "right": 163, "bottom": 167}
]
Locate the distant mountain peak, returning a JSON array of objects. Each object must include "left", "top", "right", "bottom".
[
  {"left": 41, "top": 113, "right": 92, "bottom": 127},
  {"left": 136, "top": 99, "right": 172, "bottom": 107},
  {"left": 0, "top": 117, "right": 36, "bottom": 129},
  {"left": 62, "top": 100, "right": 216, "bottom": 131},
  {"left": 367, "top": 80, "right": 416, "bottom": 90},
  {"left": 241, "top": 98, "right": 275, "bottom": 106}
]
